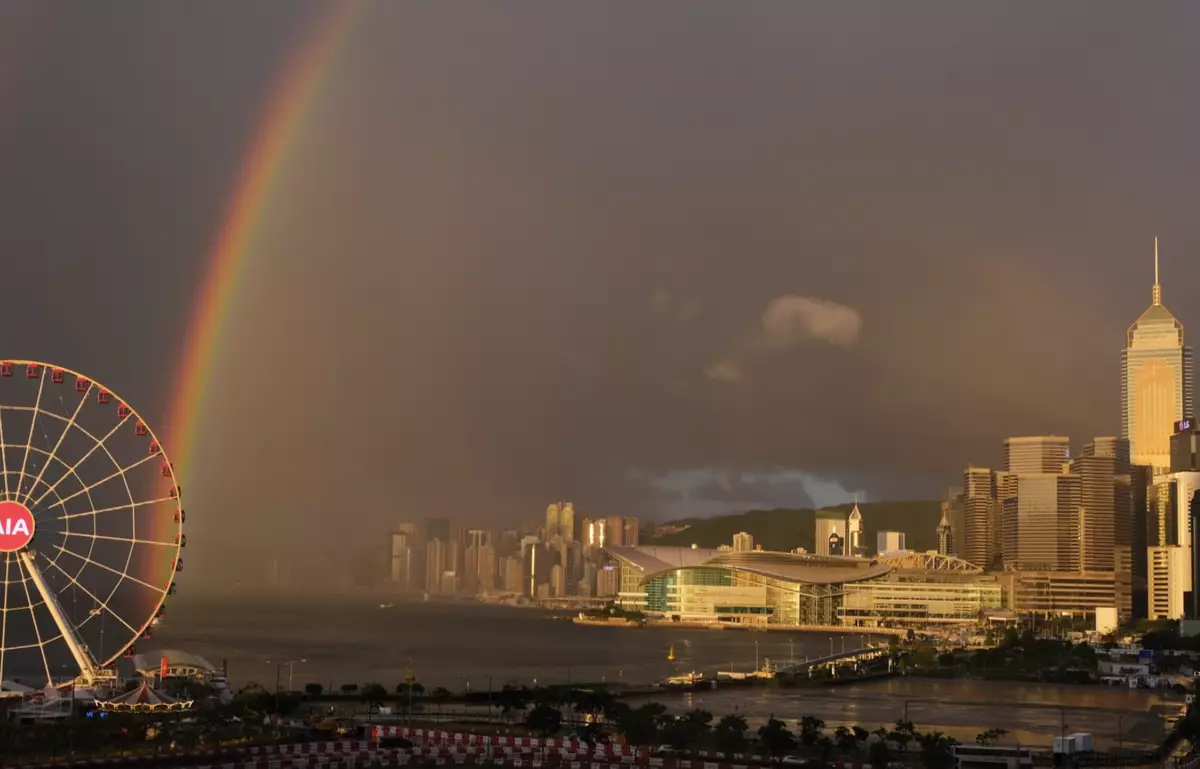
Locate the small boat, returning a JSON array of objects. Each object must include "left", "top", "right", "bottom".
[{"left": 379, "top": 603, "right": 395, "bottom": 609}]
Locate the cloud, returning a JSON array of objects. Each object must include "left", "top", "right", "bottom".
[
  {"left": 637, "top": 466, "right": 869, "bottom": 519},
  {"left": 708, "top": 294, "right": 862, "bottom": 383},
  {"left": 760, "top": 295, "right": 862, "bottom": 349}
]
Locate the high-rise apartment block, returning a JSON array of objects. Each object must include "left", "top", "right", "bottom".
[
  {"left": 1122, "top": 241, "right": 1194, "bottom": 474},
  {"left": 732, "top": 532, "right": 755, "bottom": 552}
]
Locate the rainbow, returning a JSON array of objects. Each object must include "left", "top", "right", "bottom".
[{"left": 166, "top": 1, "right": 359, "bottom": 481}]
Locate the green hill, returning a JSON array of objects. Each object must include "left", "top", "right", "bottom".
[{"left": 646, "top": 500, "right": 942, "bottom": 554}]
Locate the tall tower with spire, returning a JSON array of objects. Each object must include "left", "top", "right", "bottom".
[
  {"left": 1122, "top": 238, "right": 1194, "bottom": 474},
  {"left": 936, "top": 507, "right": 953, "bottom": 556},
  {"left": 847, "top": 496, "right": 864, "bottom": 557}
]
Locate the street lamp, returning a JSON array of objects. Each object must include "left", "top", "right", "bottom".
[{"left": 266, "top": 658, "right": 307, "bottom": 693}]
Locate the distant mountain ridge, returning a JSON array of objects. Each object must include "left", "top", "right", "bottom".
[{"left": 645, "top": 500, "right": 942, "bottom": 554}]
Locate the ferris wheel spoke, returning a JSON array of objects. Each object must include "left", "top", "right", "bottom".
[
  {"left": 38, "top": 554, "right": 138, "bottom": 636},
  {"left": 28, "top": 416, "right": 127, "bottom": 511},
  {"left": 65, "top": 531, "right": 176, "bottom": 548},
  {"left": 15, "top": 369, "right": 46, "bottom": 499},
  {"left": 57, "top": 496, "right": 177, "bottom": 522},
  {"left": 22, "top": 382, "right": 91, "bottom": 508},
  {"left": 0, "top": 409, "right": 11, "bottom": 501},
  {"left": 50, "top": 544, "right": 164, "bottom": 593},
  {"left": 19, "top": 551, "right": 100, "bottom": 686},
  {"left": 36, "top": 452, "right": 157, "bottom": 516},
  {"left": 0, "top": 554, "right": 10, "bottom": 682},
  {"left": 13, "top": 553, "right": 55, "bottom": 687}
]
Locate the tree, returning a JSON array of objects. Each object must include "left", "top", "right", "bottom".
[
  {"left": 614, "top": 702, "right": 664, "bottom": 747},
  {"left": 525, "top": 702, "right": 562, "bottom": 736},
  {"left": 834, "top": 726, "right": 857, "bottom": 751},
  {"left": 919, "top": 731, "right": 959, "bottom": 769},
  {"left": 889, "top": 719, "right": 916, "bottom": 752},
  {"left": 574, "top": 689, "right": 618, "bottom": 722},
  {"left": 396, "top": 682, "right": 425, "bottom": 698},
  {"left": 852, "top": 726, "right": 869, "bottom": 744},
  {"left": 798, "top": 716, "right": 825, "bottom": 747},
  {"left": 714, "top": 714, "right": 749, "bottom": 755},
  {"left": 868, "top": 739, "right": 892, "bottom": 767},
  {"left": 757, "top": 717, "right": 796, "bottom": 757},
  {"left": 304, "top": 683, "right": 324, "bottom": 696},
  {"left": 361, "top": 683, "right": 388, "bottom": 713},
  {"left": 674, "top": 709, "right": 713, "bottom": 750},
  {"left": 495, "top": 684, "right": 529, "bottom": 720},
  {"left": 815, "top": 734, "right": 834, "bottom": 762},
  {"left": 975, "top": 728, "right": 1009, "bottom": 746},
  {"left": 430, "top": 687, "right": 452, "bottom": 700},
  {"left": 340, "top": 683, "right": 359, "bottom": 695}
]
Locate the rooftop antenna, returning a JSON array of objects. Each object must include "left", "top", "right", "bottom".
[{"left": 1153, "top": 236, "right": 1162, "bottom": 306}]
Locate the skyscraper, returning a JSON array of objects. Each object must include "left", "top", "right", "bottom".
[
  {"left": 1171, "top": 419, "right": 1199, "bottom": 473},
  {"left": 1070, "top": 438, "right": 1134, "bottom": 572},
  {"left": 936, "top": 508, "right": 953, "bottom": 556},
  {"left": 1001, "top": 472, "right": 1081, "bottom": 570},
  {"left": 963, "top": 467, "right": 1000, "bottom": 569},
  {"left": 814, "top": 510, "right": 846, "bottom": 557},
  {"left": 1122, "top": 239, "right": 1194, "bottom": 474},
  {"left": 847, "top": 501, "right": 864, "bottom": 557},
  {"left": 1003, "top": 436, "right": 1071, "bottom": 474}
]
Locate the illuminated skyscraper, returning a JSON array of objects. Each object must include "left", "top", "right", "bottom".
[
  {"left": 1003, "top": 436, "right": 1071, "bottom": 474},
  {"left": 1122, "top": 239, "right": 1194, "bottom": 474},
  {"left": 814, "top": 510, "right": 846, "bottom": 556},
  {"left": 936, "top": 508, "right": 953, "bottom": 556},
  {"left": 847, "top": 501, "right": 864, "bottom": 557},
  {"left": 963, "top": 467, "right": 1001, "bottom": 569}
]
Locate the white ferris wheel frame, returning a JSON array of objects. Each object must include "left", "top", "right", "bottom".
[{"left": 0, "top": 359, "right": 183, "bottom": 689}]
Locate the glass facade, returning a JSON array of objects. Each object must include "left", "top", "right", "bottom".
[{"left": 840, "top": 577, "right": 1002, "bottom": 626}]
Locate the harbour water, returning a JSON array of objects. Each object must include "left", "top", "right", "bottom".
[
  {"left": 154, "top": 595, "right": 858, "bottom": 689},
  {"left": 155, "top": 595, "right": 1174, "bottom": 749}
]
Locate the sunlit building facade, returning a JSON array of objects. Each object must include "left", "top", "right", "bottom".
[
  {"left": 606, "top": 546, "right": 1000, "bottom": 628},
  {"left": 840, "top": 553, "right": 1002, "bottom": 627},
  {"left": 1148, "top": 545, "right": 1190, "bottom": 620},
  {"left": 1121, "top": 244, "right": 1193, "bottom": 474},
  {"left": 1003, "top": 436, "right": 1071, "bottom": 474},
  {"left": 814, "top": 510, "right": 846, "bottom": 557},
  {"left": 963, "top": 467, "right": 1001, "bottom": 569},
  {"left": 996, "top": 569, "right": 1129, "bottom": 620},
  {"left": 1000, "top": 472, "right": 1081, "bottom": 571}
]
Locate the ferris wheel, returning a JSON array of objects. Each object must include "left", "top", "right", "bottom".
[{"left": 0, "top": 360, "right": 183, "bottom": 690}]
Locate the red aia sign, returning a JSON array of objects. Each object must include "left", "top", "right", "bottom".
[{"left": 0, "top": 501, "right": 35, "bottom": 552}]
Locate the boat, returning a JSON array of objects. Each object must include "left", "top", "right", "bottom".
[
  {"left": 667, "top": 644, "right": 676, "bottom": 662},
  {"left": 379, "top": 603, "right": 395, "bottom": 609}
]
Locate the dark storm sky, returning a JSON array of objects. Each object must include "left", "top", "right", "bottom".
[{"left": 2, "top": 2, "right": 1199, "bottom": 558}]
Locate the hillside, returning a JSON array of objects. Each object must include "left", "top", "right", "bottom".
[{"left": 646, "top": 500, "right": 942, "bottom": 554}]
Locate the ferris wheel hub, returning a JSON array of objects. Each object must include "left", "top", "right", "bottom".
[{"left": 0, "top": 499, "right": 34, "bottom": 552}]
